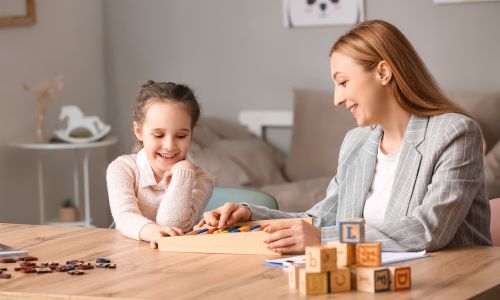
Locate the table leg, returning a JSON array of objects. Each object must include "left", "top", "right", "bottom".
[
  {"left": 82, "top": 150, "right": 92, "bottom": 227},
  {"left": 73, "top": 149, "right": 80, "bottom": 216},
  {"left": 36, "top": 153, "right": 45, "bottom": 225}
]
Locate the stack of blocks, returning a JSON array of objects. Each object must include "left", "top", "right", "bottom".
[{"left": 288, "top": 218, "right": 412, "bottom": 295}]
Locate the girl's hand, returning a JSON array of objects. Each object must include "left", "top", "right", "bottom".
[
  {"left": 162, "top": 160, "right": 195, "bottom": 184},
  {"left": 198, "top": 203, "right": 252, "bottom": 229},
  {"left": 149, "top": 226, "right": 184, "bottom": 249},
  {"left": 171, "top": 160, "right": 195, "bottom": 172},
  {"left": 263, "top": 219, "right": 321, "bottom": 254}
]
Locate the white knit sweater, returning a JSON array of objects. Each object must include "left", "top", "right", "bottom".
[{"left": 106, "top": 149, "right": 214, "bottom": 240}]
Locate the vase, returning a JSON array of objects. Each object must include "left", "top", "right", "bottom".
[{"left": 59, "top": 207, "right": 78, "bottom": 222}]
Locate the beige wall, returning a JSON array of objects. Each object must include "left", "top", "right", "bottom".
[
  {"left": 1, "top": 0, "right": 499, "bottom": 226},
  {"left": 0, "top": 0, "right": 110, "bottom": 227},
  {"left": 103, "top": 0, "right": 500, "bottom": 159}
]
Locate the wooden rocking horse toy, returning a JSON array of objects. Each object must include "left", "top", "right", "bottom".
[{"left": 54, "top": 105, "right": 111, "bottom": 144}]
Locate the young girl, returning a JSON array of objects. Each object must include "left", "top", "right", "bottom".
[
  {"left": 200, "top": 20, "right": 491, "bottom": 253},
  {"left": 107, "top": 81, "right": 213, "bottom": 248}
]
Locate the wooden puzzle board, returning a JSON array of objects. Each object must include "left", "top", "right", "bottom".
[{"left": 158, "top": 218, "right": 312, "bottom": 255}]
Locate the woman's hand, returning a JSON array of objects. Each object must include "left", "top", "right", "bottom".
[
  {"left": 198, "top": 203, "right": 252, "bottom": 229},
  {"left": 163, "top": 160, "right": 196, "bottom": 184},
  {"left": 264, "top": 219, "right": 321, "bottom": 254}
]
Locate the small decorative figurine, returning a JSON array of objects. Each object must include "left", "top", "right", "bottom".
[
  {"left": 23, "top": 75, "right": 64, "bottom": 143},
  {"left": 54, "top": 105, "right": 111, "bottom": 144}
]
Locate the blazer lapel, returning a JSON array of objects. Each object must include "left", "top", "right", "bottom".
[
  {"left": 339, "top": 126, "right": 382, "bottom": 219},
  {"left": 384, "top": 115, "right": 428, "bottom": 222}
]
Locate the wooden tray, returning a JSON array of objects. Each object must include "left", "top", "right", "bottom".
[{"left": 158, "top": 218, "right": 312, "bottom": 255}]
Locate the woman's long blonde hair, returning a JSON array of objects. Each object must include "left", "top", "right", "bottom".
[{"left": 330, "top": 20, "right": 466, "bottom": 117}]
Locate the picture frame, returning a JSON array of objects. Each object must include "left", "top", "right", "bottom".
[
  {"left": 283, "top": 0, "right": 364, "bottom": 28},
  {"left": 0, "top": 0, "right": 36, "bottom": 28}
]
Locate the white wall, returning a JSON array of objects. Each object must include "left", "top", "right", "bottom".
[
  {"left": 0, "top": 0, "right": 110, "bottom": 227},
  {"left": 103, "top": 0, "right": 500, "bottom": 158}
]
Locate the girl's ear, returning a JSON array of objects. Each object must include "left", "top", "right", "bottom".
[
  {"left": 376, "top": 60, "right": 392, "bottom": 85},
  {"left": 133, "top": 122, "right": 143, "bottom": 141}
]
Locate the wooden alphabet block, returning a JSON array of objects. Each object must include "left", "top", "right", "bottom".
[
  {"left": 350, "top": 267, "right": 357, "bottom": 290},
  {"left": 339, "top": 218, "right": 365, "bottom": 244},
  {"left": 326, "top": 240, "right": 355, "bottom": 267},
  {"left": 389, "top": 266, "right": 412, "bottom": 291},
  {"left": 299, "top": 268, "right": 328, "bottom": 295},
  {"left": 305, "top": 246, "right": 337, "bottom": 273},
  {"left": 356, "top": 267, "right": 391, "bottom": 293},
  {"left": 288, "top": 263, "right": 304, "bottom": 289},
  {"left": 329, "top": 267, "right": 351, "bottom": 293},
  {"left": 356, "top": 243, "right": 381, "bottom": 267}
]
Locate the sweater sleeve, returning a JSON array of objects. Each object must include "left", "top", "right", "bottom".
[
  {"left": 106, "top": 158, "right": 154, "bottom": 240},
  {"left": 156, "top": 167, "right": 214, "bottom": 232}
]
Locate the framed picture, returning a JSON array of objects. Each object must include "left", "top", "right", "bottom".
[
  {"left": 283, "top": 0, "right": 364, "bottom": 28},
  {"left": 434, "top": 0, "right": 499, "bottom": 3},
  {"left": 0, "top": 0, "right": 36, "bottom": 28}
]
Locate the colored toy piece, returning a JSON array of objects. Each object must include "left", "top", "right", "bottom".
[
  {"left": 68, "top": 269, "right": 85, "bottom": 275},
  {"left": 339, "top": 218, "right": 365, "bottom": 244},
  {"left": 18, "top": 256, "right": 38, "bottom": 262},
  {"left": 96, "top": 258, "right": 111, "bottom": 263}
]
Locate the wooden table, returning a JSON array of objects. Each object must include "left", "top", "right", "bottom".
[{"left": 1, "top": 223, "right": 500, "bottom": 300}]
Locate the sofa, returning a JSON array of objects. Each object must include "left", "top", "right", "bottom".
[{"left": 190, "top": 88, "right": 500, "bottom": 212}]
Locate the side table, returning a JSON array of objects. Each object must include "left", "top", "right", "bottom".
[{"left": 8, "top": 136, "right": 118, "bottom": 227}]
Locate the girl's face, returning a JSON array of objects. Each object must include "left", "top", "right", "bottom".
[
  {"left": 134, "top": 99, "right": 192, "bottom": 181},
  {"left": 330, "top": 52, "right": 389, "bottom": 127}
]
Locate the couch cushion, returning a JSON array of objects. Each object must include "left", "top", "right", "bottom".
[
  {"left": 447, "top": 92, "right": 500, "bottom": 153},
  {"left": 260, "top": 177, "right": 331, "bottom": 212},
  {"left": 191, "top": 118, "right": 286, "bottom": 188},
  {"left": 285, "top": 88, "right": 356, "bottom": 181}
]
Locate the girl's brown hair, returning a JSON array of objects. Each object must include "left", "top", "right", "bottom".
[
  {"left": 330, "top": 19, "right": 467, "bottom": 117},
  {"left": 132, "top": 80, "right": 200, "bottom": 151}
]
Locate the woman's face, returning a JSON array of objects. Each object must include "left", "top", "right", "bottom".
[{"left": 330, "top": 52, "right": 389, "bottom": 127}]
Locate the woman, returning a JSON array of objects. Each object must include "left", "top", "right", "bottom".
[{"left": 200, "top": 20, "right": 491, "bottom": 253}]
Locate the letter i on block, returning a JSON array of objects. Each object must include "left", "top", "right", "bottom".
[
  {"left": 339, "top": 218, "right": 365, "bottom": 244},
  {"left": 389, "top": 266, "right": 412, "bottom": 291},
  {"left": 305, "top": 246, "right": 337, "bottom": 273},
  {"left": 288, "top": 263, "right": 304, "bottom": 289}
]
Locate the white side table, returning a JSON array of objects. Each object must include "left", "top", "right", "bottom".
[{"left": 8, "top": 136, "right": 118, "bottom": 227}]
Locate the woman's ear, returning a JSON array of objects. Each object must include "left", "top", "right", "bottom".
[
  {"left": 376, "top": 60, "right": 392, "bottom": 85},
  {"left": 133, "top": 122, "right": 143, "bottom": 141}
]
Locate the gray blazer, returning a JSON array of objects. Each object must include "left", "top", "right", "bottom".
[{"left": 248, "top": 113, "right": 492, "bottom": 251}]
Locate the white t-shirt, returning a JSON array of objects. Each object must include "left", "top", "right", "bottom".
[{"left": 363, "top": 144, "right": 402, "bottom": 226}]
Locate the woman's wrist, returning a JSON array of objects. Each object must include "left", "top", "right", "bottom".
[{"left": 241, "top": 204, "right": 253, "bottom": 221}]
